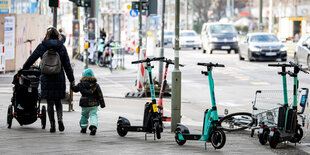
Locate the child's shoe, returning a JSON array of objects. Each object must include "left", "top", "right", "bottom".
[
  {"left": 89, "top": 126, "right": 97, "bottom": 135},
  {"left": 81, "top": 128, "right": 87, "bottom": 133}
]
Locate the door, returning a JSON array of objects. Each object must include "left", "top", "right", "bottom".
[
  {"left": 239, "top": 36, "right": 249, "bottom": 58},
  {"left": 300, "top": 37, "right": 310, "bottom": 65}
]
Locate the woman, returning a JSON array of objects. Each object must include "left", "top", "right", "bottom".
[{"left": 23, "top": 27, "right": 75, "bottom": 133}]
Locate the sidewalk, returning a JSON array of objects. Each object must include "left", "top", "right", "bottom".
[{"left": 1, "top": 94, "right": 310, "bottom": 154}]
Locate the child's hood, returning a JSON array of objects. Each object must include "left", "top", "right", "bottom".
[{"left": 79, "top": 76, "right": 98, "bottom": 93}]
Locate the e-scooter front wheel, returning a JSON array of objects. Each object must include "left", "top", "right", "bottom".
[
  {"left": 210, "top": 129, "right": 226, "bottom": 149},
  {"left": 155, "top": 122, "right": 161, "bottom": 139},
  {"left": 117, "top": 119, "right": 128, "bottom": 137},
  {"left": 175, "top": 127, "right": 187, "bottom": 145},
  {"left": 219, "top": 112, "right": 254, "bottom": 132}
]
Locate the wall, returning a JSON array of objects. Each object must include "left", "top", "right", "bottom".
[{"left": 0, "top": 13, "right": 51, "bottom": 71}]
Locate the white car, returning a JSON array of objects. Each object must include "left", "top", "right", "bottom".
[
  {"left": 294, "top": 34, "right": 310, "bottom": 68},
  {"left": 173, "top": 30, "right": 201, "bottom": 50}
]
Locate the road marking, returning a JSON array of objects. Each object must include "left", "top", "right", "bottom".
[{"left": 251, "top": 82, "right": 270, "bottom": 85}]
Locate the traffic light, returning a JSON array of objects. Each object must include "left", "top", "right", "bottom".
[
  {"left": 49, "top": 0, "right": 59, "bottom": 7},
  {"left": 69, "top": 0, "right": 81, "bottom": 6},
  {"left": 84, "top": 0, "right": 91, "bottom": 7},
  {"left": 69, "top": 0, "right": 91, "bottom": 7},
  {"left": 148, "top": 0, "right": 157, "bottom": 15}
]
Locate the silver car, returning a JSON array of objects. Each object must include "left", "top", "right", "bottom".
[
  {"left": 239, "top": 33, "right": 287, "bottom": 61},
  {"left": 294, "top": 34, "right": 310, "bottom": 68}
]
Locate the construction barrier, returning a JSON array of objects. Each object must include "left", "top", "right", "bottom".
[{"left": 0, "top": 44, "right": 5, "bottom": 73}]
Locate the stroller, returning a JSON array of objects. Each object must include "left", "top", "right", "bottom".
[{"left": 7, "top": 66, "right": 46, "bottom": 129}]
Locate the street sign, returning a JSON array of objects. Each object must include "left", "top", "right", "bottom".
[
  {"left": 130, "top": 9, "right": 138, "bottom": 17},
  {"left": 0, "top": 0, "right": 10, "bottom": 13}
]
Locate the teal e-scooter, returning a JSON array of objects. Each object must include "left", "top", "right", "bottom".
[
  {"left": 257, "top": 63, "right": 294, "bottom": 145},
  {"left": 117, "top": 57, "right": 164, "bottom": 140},
  {"left": 268, "top": 61, "right": 309, "bottom": 148},
  {"left": 175, "top": 62, "right": 226, "bottom": 149}
]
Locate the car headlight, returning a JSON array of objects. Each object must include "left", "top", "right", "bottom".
[
  {"left": 233, "top": 37, "right": 238, "bottom": 41},
  {"left": 280, "top": 46, "right": 287, "bottom": 51},
  {"left": 249, "top": 46, "right": 261, "bottom": 52},
  {"left": 210, "top": 37, "right": 218, "bottom": 42}
]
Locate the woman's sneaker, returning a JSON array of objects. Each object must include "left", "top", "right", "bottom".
[
  {"left": 81, "top": 128, "right": 87, "bottom": 133},
  {"left": 50, "top": 122, "right": 56, "bottom": 133},
  {"left": 58, "top": 121, "right": 65, "bottom": 132}
]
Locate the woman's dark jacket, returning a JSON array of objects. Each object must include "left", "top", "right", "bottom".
[
  {"left": 22, "top": 39, "right": 75, "bottom": 100},
  {"left": 71, "top": 76, "right": 105, "bottom": 108}
]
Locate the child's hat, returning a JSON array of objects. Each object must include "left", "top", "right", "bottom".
[{"left": 82, "top": 68, "right": 94, "bottom": 77}]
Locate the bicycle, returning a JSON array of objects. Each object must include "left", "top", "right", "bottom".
[{"left": 24, "top": 39, "right": 35, "bottom": 55}]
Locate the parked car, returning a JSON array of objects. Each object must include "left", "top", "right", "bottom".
[
  {"left": 239, "top": 33, "right": 287, "bottom": 61},
  {"left": 294, "top": 34, "right": 310, "bottom": 68},
  {"left": 201, "top": 23, "right": 239, "bottom": 54},
  {"left": 172, "top": 30, "right": 201, "bottom": 50},
  {"left": 156, "top": 30, "right": 174, "bottom": 47}
]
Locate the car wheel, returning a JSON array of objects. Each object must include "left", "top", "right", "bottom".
[
  {"left": 203, "top": 49, "right": 206, "bottom": 54},
  {"left": 248, "top": 51, "right": 253, "bottom": 62},
  {"left": 228, "top": 50, "right": 231, "bottom": 54},
  {"left": 235, "top": 49, "right": 239, "bottom": 54},
  {"left": 210, "top": 50, "right": 213, "bottom": 54},
  {"left": 307, "top": 55, "right": 310, "bottom": 69},
  {"left": 294, "top": 53, "right": 299, "bottom": 64}
]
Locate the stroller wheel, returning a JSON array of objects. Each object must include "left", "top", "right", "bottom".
[
  {"left": 7, "top": 105, "right": 13, "bottom": 128},
  {"left": 41, "top": 106, "right": 46, "bottom": 129}
]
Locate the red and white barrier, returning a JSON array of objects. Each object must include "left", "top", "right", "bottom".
[
  {"left": 0, "top": 44, "right": 5, "bottom": 73},
  {"left": 136, "top": 48, "right": 147, "bottom": 91}
]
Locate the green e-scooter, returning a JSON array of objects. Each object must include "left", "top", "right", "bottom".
[
  {"left": 257, "top": 63, "right": 294, "bottom": 145},
  {"left": 175, "top": 62, "right": 226, "bottom": 150},
  {"left": 268, "top": 61, "right": 309, "bottom": 148},
  {"left": 117, "top": 57, "right": 164, "bottom": 140}
]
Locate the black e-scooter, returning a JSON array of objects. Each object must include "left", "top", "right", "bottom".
[
  {"left": 268, "top": 61, "right": 309, "bottom": 148},
  {"left": 117, "top": 57, "right": 165, "bottom": 140}
]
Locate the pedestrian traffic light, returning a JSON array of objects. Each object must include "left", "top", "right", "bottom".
[
  {"left": 69, "top": 0, "right": 82, "bottom": 6},
  {"left": 83, "top": 0, "right": 91, "bottom": 7},
  {"left": 49, "top": 0, "right": 59, "bottom": 7},
  {"left": 148, "top": 0, "right": 157, "bottom": 15}
]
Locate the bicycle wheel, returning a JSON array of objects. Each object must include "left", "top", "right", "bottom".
[{"left": 219, "top": 112, "right": 254, "bottom": 132}]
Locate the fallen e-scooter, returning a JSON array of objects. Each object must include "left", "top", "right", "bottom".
[
  {"left": 117, "top": 57, "right": 164, "bottom": 140},
  {"left": 157, "top": 58, "right": 184, "bottom": 122},
  {"left": 175, "top": 62, "right": 226, "bottom": 150}
]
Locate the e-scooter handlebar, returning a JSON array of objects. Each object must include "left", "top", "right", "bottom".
[
  {"left": 197, "top": 62, "right": 225, "bottom": 68},
  {"left": 131, "top": 57, "right": 165, "bottom": 64},
  {"left": 163, "top": 59, "right": 184, "bottom": 67},
  {"left": 268, "top": 63, "right": 293, "bottom": 67},
  {"left": 289, "top": 61, "right": 309, "bottom": 74}
]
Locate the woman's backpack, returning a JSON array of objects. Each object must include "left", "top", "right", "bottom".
[{"left": 40, "top": 49, "right": 62, "bottom": 74}]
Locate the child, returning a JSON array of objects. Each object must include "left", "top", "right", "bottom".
[{"left": 71, "top": 69, "right": 105, "bottom": 135}]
